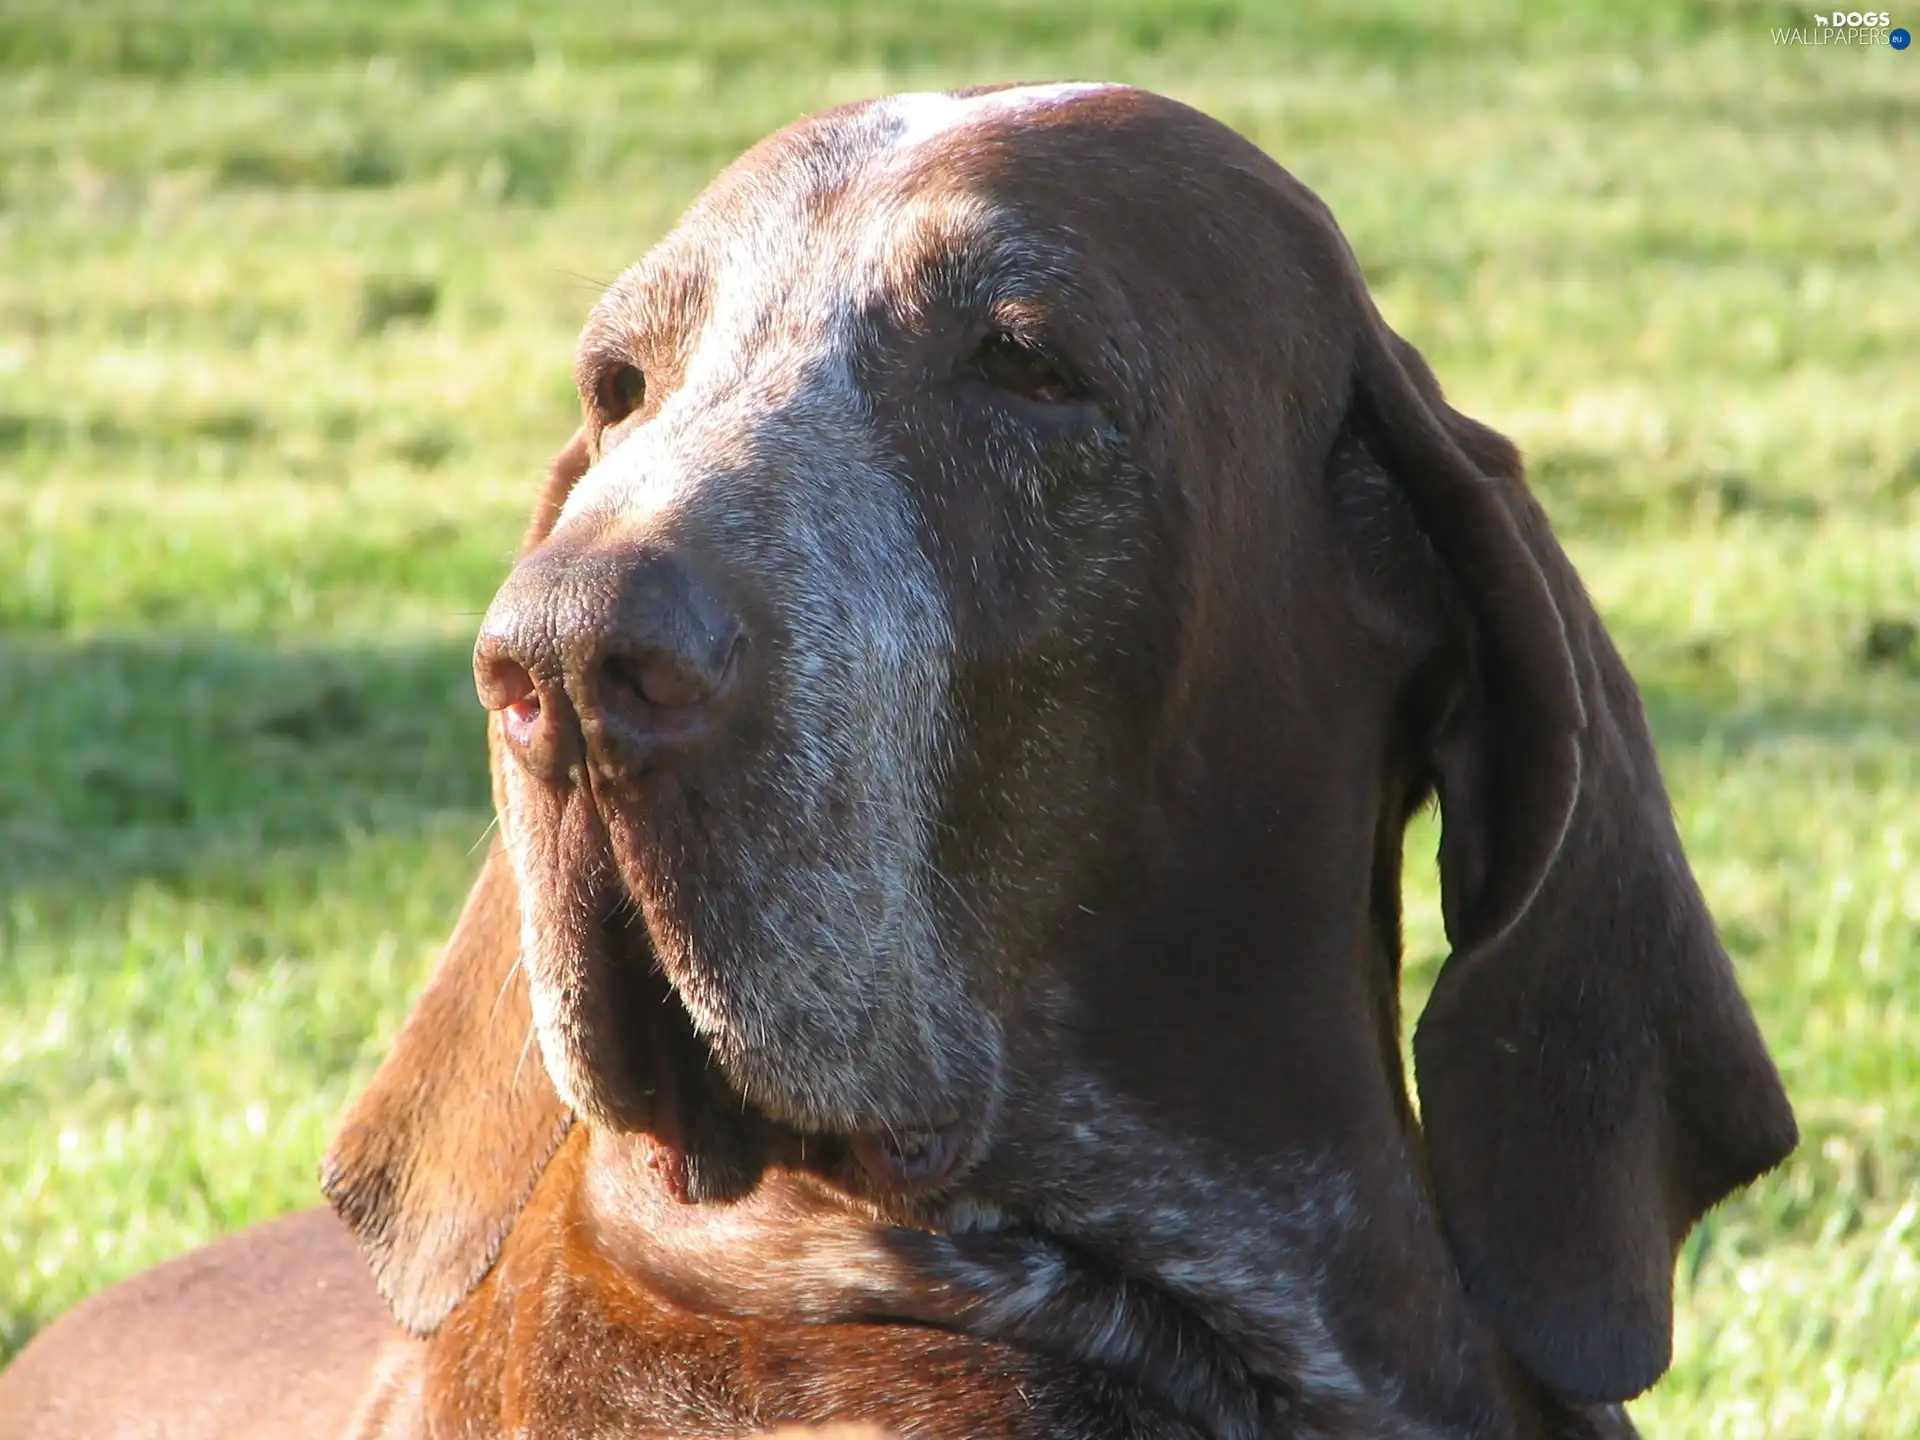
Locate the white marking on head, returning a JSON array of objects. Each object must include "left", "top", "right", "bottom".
[
  {"left": 881, "top": 83, "right": 1124, "bottom": 153},
  {"left": 542, "top": 136, "right": 991, "bottom": 1127}
]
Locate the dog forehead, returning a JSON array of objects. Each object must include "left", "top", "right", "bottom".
[
  {"left": 621, "top": 84, "right": 1144, "bottom": 318},
  {"left": 782, "top": 81, "right": 1141, "bottom": 198},
  {"left": 873, "top": 82, "right": 1131, "bottom": 152}
]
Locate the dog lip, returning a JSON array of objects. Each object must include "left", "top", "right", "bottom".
[
  {"left": 571, "top": 821, "right": 997, "bottom": 1205},
  {"left": 848, "top": 1116, "right": 974, "bottom": 1194},
  {"left": 641, "top": 1131, "right": 694, "bottom": 1203}
]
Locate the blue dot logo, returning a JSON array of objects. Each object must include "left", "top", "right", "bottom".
[{"left": 1893, "top": 26, "right": 1912, "bottom": 47}]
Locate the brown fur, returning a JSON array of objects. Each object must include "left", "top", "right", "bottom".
[{"left": 0, "top": 86, "right": 1793, "bottom": 1440}]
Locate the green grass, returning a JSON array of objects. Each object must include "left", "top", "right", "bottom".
[{"left": 2, "top": 1, "right": 1916, "bottom": 1431}]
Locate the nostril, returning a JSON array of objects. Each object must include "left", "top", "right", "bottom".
[
  {"left": 638, "top": 657, "right": 696, "bottom": 710},
  {"left": 603, "top": 640, "right": 739, "bottom": 714},
  {"left": 504, "top": 690, "right": 543, "bottom": 747},
  {"left": 604, "top": 653, "right": 690, "bottom": 710},
  {"left": 477, "top": 656, "right": 544, "bottom": 745},
  {"left": 476, "top": 654, "right": 535, "bottom": 709}
]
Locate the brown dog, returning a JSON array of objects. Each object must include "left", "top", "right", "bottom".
[{"left": 0, "top": 85, "right": 1795, "bottom": 1439}]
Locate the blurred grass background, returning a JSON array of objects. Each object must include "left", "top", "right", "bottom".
[{"left": 1, "top": 1, "right": 1915, "bottom": 1431}]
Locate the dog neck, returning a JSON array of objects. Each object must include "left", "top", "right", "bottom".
[
  {"left": 547, "top": 726, "right": 1598, "bottom": 1437},
  {"left": 564, "top": 952, "right": 1579, "bottom": 1440},
  {"left": 943, "top": 731, "right": 1597, "bottom": 1438}
]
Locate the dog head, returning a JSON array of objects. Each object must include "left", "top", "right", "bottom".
[{"left": 326, "top": 85, "right": 1794, "bottom": 1415}]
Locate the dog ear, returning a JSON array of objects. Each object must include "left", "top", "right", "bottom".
[
  {"left": 321, "top": 430, "right": 591, "bottom": 1335},
  {"left": 1353, "top": 323, "right": 1797, "bottom": 1405},
  {"left": 519, "top": 426, "right": 592, "bottom": 555},
  {"left": 321, "top": 839, "right": 569, "bottom": 1335}
]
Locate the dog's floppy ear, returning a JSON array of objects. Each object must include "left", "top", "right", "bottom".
[
  {"left": 322, "top": 429, "right": 591, "bottom": 1334},
  {"left": 1353, "top": 324, "right": 1797, "bottom": 1405},
  {"left": 519, "top": 425, "right": 593, "bottom": 556},
  {"left": 321, "top": 840, "right": 568, "bottom": 1334}
]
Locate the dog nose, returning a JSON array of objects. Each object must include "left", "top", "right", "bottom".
[{"left": 474, "top": 544, "right": 745, "bottom": 780}]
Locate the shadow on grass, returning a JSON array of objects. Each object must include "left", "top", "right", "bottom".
[
  {"left": 4, "top": 625, "right": 1913, "bottom": 908},
  {"left": 0, "top": 631, "right": 493, "bottom": 905}
]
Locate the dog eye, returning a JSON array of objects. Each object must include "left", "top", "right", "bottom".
[
  {"left": 596, "top": 363, "right": 647, "bottom": 422},
  {"left": 970, "top": 331, "right": 1077, "bottom": 406}
]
